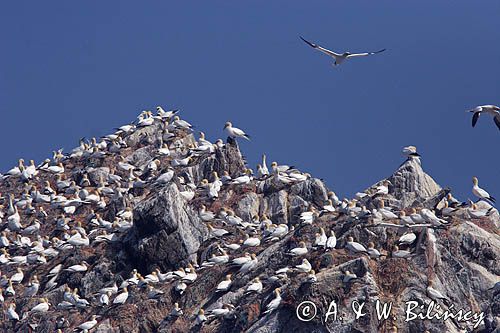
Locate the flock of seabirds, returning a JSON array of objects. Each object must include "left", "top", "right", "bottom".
[{"left": 0, "top": 37, "right": 498, "bottom": 332}]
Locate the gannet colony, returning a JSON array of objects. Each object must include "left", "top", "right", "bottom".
[{"left": 0, "top": 107, "right": 498, "bottom": 333}]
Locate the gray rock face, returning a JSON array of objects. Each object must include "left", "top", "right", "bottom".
[
  {"left": 125, "top": 182, "right": 208, "bottom": 271},
  {"left": 386, "top": 158, "right": 442, "bottom": 207},
  {"left": 122, "top": 145, "right": 498, "bottom": 333}
]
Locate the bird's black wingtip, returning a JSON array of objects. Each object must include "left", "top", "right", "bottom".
[{"left": 299, "top": 36, "right": 316, "bottom": 48}]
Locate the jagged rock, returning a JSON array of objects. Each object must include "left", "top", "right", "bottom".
[
  {"left": 86, "top": 166, "right": 111, "bottom": 185},
  {"left": 1, "top": 114, "right": 498, "bottom": 333},
  {"left": 125, "top": 183, "right": 208, "bottom": 271},
  {"left": 237, "top": 192, "right": 260, "bottom": 222},
  {"left": 371, "top": 158, "right": 442, "bottom": 208}
]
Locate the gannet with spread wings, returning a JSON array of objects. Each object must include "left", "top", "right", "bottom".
[
  {"left": 468, "top": 105, "right": 500, "bottom": 131},
  {"left": 300, "top": 36, "right": 386, "bottom": 66}
]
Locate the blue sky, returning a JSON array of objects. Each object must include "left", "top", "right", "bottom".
[{"left": 1, "top": 1, "right": 499, "bottom": 200}]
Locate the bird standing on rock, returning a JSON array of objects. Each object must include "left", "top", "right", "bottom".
[
  {"left": 263, "top": 288, "right": 282, "bottom": 314},
  {"left": 223, "top": 122, "right": 250, "bottom": 140},
  {"left": 472, "top": 176, "right": 496, "bottom": 204}
]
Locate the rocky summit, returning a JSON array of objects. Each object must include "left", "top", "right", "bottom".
[{"left": 0, "top": 110, "right": 498, "bottom": 333}]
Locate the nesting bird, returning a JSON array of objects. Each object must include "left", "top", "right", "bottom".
[{"left": 472, "top": 176, "right": 496, "bottom": 203}]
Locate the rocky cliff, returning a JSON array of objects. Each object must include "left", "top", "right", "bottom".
[{"left": 0, "top": 111, "right": 498, "bottom": 333}]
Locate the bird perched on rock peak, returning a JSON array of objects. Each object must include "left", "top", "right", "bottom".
[
  {"left": 472, "top": 176, "right": 495, "bottom": 204},
  {"left": 223, "top": 122, "right": 250, "bottom": 140}
]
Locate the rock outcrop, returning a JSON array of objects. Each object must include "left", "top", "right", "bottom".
[{"left": 0, "top": 113, "right": 498, "bottom": 333}]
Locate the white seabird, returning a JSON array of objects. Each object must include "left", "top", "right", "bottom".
[
  {"left": 10, "top": 268, "right": 24, "bottom": 284},
  {"left": 216, "top": 274, "right": 232, "bottom": 292},
  {"left": 199, "top": 205, "right": 215, "bottom": 222},
  {"left": 231, "top": 252, "right": 252, "bottom": 266},
  {"left": 402, "top": 145, "right": 421, "bottom": 158},
  {"left": 263, "top": 288, "right": 282, "bottom": 314},
  {"left": 326, "top": 230, "right": 337, "bottom": 250},
  {"left": 64, "top": 262, "right": 88, "bottom": 273},
  {"left": 78, "top": 315, "right": 99, "bottom": 331},
  {"left": 170, "top": 303, "right": 183, "bottom": 317},
  {"left": 208, "top": 251, "right": 230, "bottom": 265},
  {"left": 409, "top": 208, "right": 425, "bottom": 224},
  {"left": 99, "top": 291, "right": 111, "bottom": 306},
  {"left": 295, "top": 258, "right": 312, "bottom": 273},
  {"left": 345, "top": 236, "right": 368, "bottom": 254},
  {"left": 156, "top": 106, "right": 178, "bottom": 119},
  {"left": 313, "top": 228, "right": 327, "bottom": 248},
  {"left": 206, "top": 304, "right": 235, "bottom": 318},
  {"left": 243, "top": 234, "right": 261, "bottom": 247},
  {"left": 392, "top": 245, "right": 412, "bottom": 259},
  {"left": 305, "top": 270, "right": 317, "bottom": 283},
  {"left": 260, "top": 154, "right": 269, "bottom": 176},
  {"left": 172, "top": 116, "right": 192, "bottom": 130},
  {"left": 300, "top": 36, "right": 386, "bottom": 66},
  {"left": 207, "top": 224, "right": 229, "bottom": 238},
  {"left": 195, "top": 309, "right": 207, "bottom": 325},
  {"left": 30, "top": 298, "right": 50, "bottom": 313},
  {"left": 7, "top": 303, "right": 20, "bottom": 321},
  {"left": 223, "top": 122, "right": 250, "bottom": 140},
  {"left": 420, "top": 208, "right": 448, "bottom": 226},
  {"left": 343, "top": 271, "right": 357, "bottom": 283},
  {"left": 377, "top": 201, "right": 398, "bottom": 220},
  {"left": 239, "top": 253, "right": 258, "bottom": 273},
  {"left": 468, "top": 105, "right": 500, "bottom": 130},
  {"left": 399, "top": 232, "right": 417, "bottom": 245},
  {"left": 113, "top": 287, "right": 129, "bottom": 304},
  {"left": 399, "top": 211, "right": 414, "bottom": 225},
  {"left": 245, "top": 277, "right": 263, "bottom": 294},
  {"left": 472, "top": 176, "right": 496, "bottom": 203},
  {"left": 288, "top": 242, "right": 308, "bottom": 256},
  {"left": 367, "top": 242, "right": 381, "bottom": 259},
  {"left": 147, "top": 285, "right": 164, "bottom": 299},
  {"left": 467, "top": 203, "right": 493, "bottom": 218}
]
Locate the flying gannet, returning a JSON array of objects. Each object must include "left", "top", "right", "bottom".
[
  {"left": 300, "top": 36, "right": 386, "bottom": 66},
  {"left": 468, "top": 105, "right": 500, "bottom": 130}
]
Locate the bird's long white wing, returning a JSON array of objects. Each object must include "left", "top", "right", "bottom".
[
  {"left": 300, "top": 36, "right": 341, "bottom": 58},
  {"left": 232, "top": 127, "right": 246, "bottom": 136},
  {"left": 315, "top": 45, "right": 341, "bottom": 58},
  {"left": 476, "top": 187, "right": 491, "bottom": 199},
  {"left": 346, "top": 49, "right": 386, "bottom": 58}
]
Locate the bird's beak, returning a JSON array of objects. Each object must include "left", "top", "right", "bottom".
[{"left": 223, "top": 125, "right": 228, "bottom": 130}]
